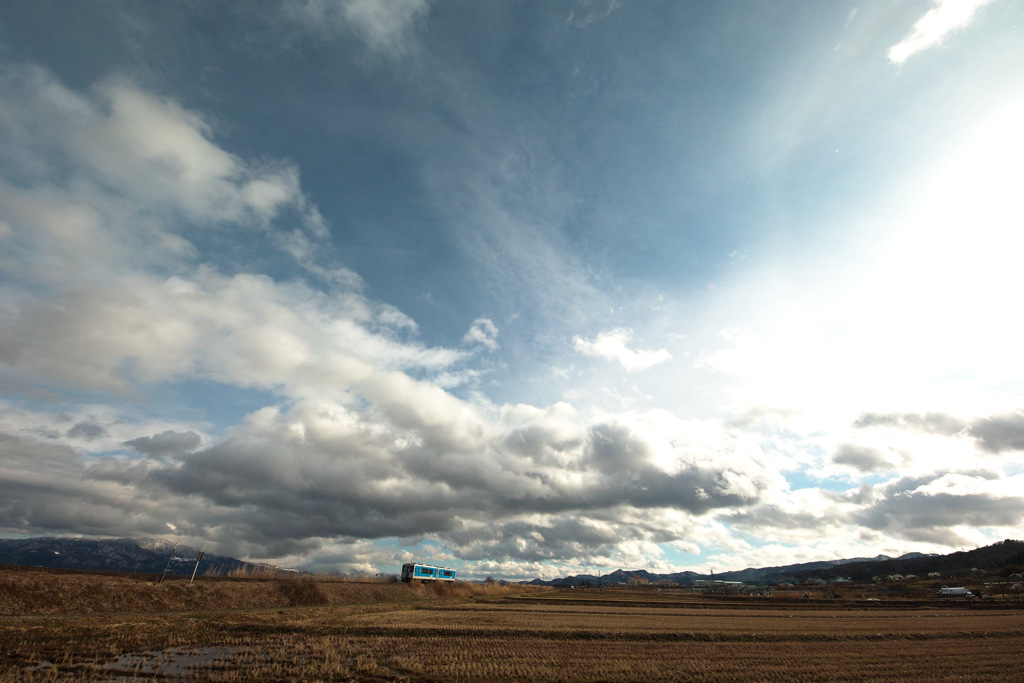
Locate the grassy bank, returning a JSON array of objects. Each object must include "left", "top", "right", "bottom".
[{"left": 0, "top": 566, "right": 529, "bottom": 616}]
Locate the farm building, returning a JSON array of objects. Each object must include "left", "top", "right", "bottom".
[
  {"left": 938, "top": 587, "right": 973, "bottom": 597},
  {"left": 693, "top": 579, "right": 745, "bottom": 591}
]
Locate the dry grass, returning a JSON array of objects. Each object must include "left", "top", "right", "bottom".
[
  {"left": 314, "top": 572, "right": 399, "bottom": 583},
  {"left": 221, "top": 565, "right": 297, "bottom": 580},
  {"left": 1, "top": 571, "right": 1022, "bottom": 681},
  {"left": 220, "top": 566, "right": 401, "bottom": 582},
  {"left": 0, "top": 566, "right": 531, "bottom": 616},
  {"left": 344, "top": 600, "right": 1024, "bottom": 637}
]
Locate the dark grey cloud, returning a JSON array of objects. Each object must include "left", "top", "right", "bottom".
[
  {"left": 123, "top": 430, "right": 201, "bottom": 457},
  {"left": 728, "top": 473, "right": 1024, "bottom": 550},
  {"left": 26, "top": 427, "right": 61, "bottom": 440},
  {"left": 0, "top": 432, "right": 79, "bottom": 477},
  {"left": 728, "top": 504, "right": 843, "bottom": 533},
  {"left": 0, "top": 434, "right": 172, "bottom": 538},
  {"left": 854, "top": 490, "right": 1024, "bottom": 532},
  {"left": 449, "top": 516, "right": 631, "bottom": 563},
  {"left": 968, "top": 413, "right": 1024, "bottom": 453},
  {"left": 828, "top": 482, "right": 875, "bottom": 506},
  {"left": 502, "top": 425, "right": 582, "bottom": 466},
  {"left": 833, "top": 443, "right": 889, "bottom": 472},
  {"left": 0, "top": 403, "right": 774, "bottom": 561},
  {"left": 7, "top": 397, "right": 1021, "bottom": 565},
  {"left": 67, "top": 420, "right": 109, "bottom": 440},
  {"left": 140, "top": 414, "right": 767, "bottom": 555},
  {"left": 0, "top": 430, "right": 342, "bottom": 558},
  {"left": 850, "top": 474, "right": 1024, "bottom": 545}
]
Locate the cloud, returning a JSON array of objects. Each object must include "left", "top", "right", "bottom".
[
  {"left": 833, "top": 444, "right": 891, "bottom": 473},
  {"left": 19, "top": 68, "right": 321, "bottom": 231},
  {"left": 287, "top": 0, "right": 429, "bottom": 56},
  {"left": 853, "top": 412, "right": 966, "bottom": 435},
  {"left": 565, "top": 0, "right": 620, "bottom": 29},
  {"left": 279, "top": 538, "right": 409, "bottom": 575},
  {"left": 724, "top": 471, "right": 1024, "bottom": 555},
  {"left": 969, "top": 413, "right": 1024, "bottom": 453},
  {"left": 0, "top": 68, "right": 469, "bottom": 399},
  {"left": 463, "top": 317, "right": 499, "bottom": 351},
  {"left": 124, "top": 430, "right": 202, "bottom": 457},
  {"left": 0, "top": 397, "right": 776, "bottom": 560},
  {"left": 887, "top": 0, "right": 996, "bottom": 64},
  {"left": 449, "top": 515, "right": 640, "bottom": 564},
  {"left": 0, "top": 65, "right": 328, "bottom": 292},
  {"left": 67, "top": 420, "right": 109, "bottom": 441},
  {"left": 854, "top": 410, "right": 1024, "bottom": 454},
  {"left": 0, "top": 433, "right": 178, "bottom": 540},
  {"left": 0, "top": 66, "right": 523, "bottom": 560},
  {"left": 2, "top": 268, "right": 467, "bottom": 397},
  {"left": 851, "top": 473, "right": 1024, "bottom": 545},
  {"left": 573, "top": 328, "right": 671, "bottom": 372}
]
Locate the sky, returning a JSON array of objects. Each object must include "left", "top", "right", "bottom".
[{"left": 0, "top": 0, "right": 1022, "bottom": 580}]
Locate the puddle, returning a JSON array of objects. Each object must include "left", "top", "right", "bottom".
[
  {"left": 25, "top": 646, "right": 402, "bottom": 679},
  {"left": 101, "top": 646, "right": 243, "bottom": 679}
]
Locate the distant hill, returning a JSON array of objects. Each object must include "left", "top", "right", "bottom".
[
  {"left": 527, "top": 557, "right": 903, "bottom": 588},
  {"left": 527, "top": 539, "right": 1024, "bottom": 587},
  {"left": 0, "top": 537, "right": 279, "bottom": 577},
  {"left": 791, "top": 539, "right": 1024, "bottom": 582}
]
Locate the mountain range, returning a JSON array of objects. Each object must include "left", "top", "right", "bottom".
[
  {"left": 0, "top": 537, "right": 275, "bottom": 577},
  {"left": 528, "top": 539, "right": 1024, "bottom": 586}
]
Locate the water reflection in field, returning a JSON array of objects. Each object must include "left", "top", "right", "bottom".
[{"left": 103, "top": 646, "right": 243, "bottom": 679}]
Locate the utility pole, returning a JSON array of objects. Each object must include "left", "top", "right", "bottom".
[
  {"left": 189, "top": 551, "right": 204, "bottom": 587},
  {"left": 158, "top": 542, "right": 178, "bottom": 584}
]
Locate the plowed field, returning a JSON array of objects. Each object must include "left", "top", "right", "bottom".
[{"left": 2, "top": 574, "right": 1022, "bottom": 681}]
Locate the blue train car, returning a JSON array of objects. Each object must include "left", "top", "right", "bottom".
[{"left": 401, "top": 562, "right": 456, "bottom": 583}]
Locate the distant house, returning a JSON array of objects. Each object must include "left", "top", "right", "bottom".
[
  {"left": 938, "top": 587, "right": 973, "bottom": 597},
  {"left": 693, "top": 579, "right": 745, "bottom": 591}
]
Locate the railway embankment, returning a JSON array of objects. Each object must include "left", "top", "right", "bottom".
[{"left": 0, "top": 565, "right": 533, "bottom": 616}]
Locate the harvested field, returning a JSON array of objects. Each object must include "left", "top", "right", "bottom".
[
  {"left": 1, "top": 569, "right": 1022, "bottom": 681},
  {"left": 347, "top": 600, "right": 1024, "bottom": 638}
]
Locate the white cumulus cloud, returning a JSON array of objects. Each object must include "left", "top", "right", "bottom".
[
  {"left": 463, "top": 317, "right": 499, "bottom": 351},
  {"left": 888, "top": 0, "right": 996, "bottom": 64},
  {"left": 573, "top": 328, "right": 671, "bottom": 372}
]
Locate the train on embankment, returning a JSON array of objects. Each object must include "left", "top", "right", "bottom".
[{"left": 401, "top": 562, "right": 457, "bottom": 582}]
